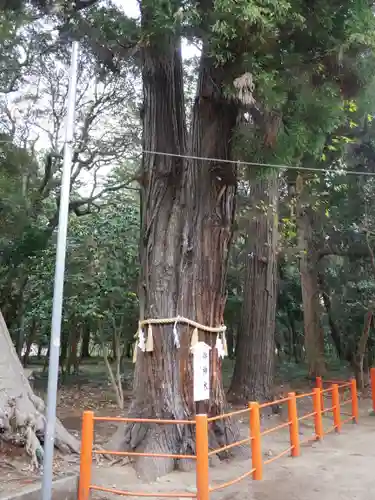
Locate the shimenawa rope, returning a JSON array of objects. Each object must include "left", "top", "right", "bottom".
[{"left": 132, "top": 316, "right": 228, "bottom": 362}]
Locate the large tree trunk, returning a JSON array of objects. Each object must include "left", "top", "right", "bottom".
[
  {"left": 296, "top": 183, "right": 326, "bottom": 377},
  {"left": 109, "top": 33, "right": 187, "bottom": 479},
  {"left": 179, "top": 51, "right": 238, "bottom": 415},
  {"left": 228, "top": 173, "right": 279, "bottom": 403},
  {"left": 0, "top": 312, "right": 79, "bottom": 465},
  {"left": 109, "top": 34, "right": 239, "bottom": 478}
]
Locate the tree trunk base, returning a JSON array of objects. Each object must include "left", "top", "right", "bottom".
[
  {"left": 0, "top": 392, "right": 79, "bottom": 468},
  {"left": 227, "top": 386, "right": 271, "bottom": 406},
  {"left": 0, "top": 312, "right": 80, "bottom": 468},
  {"left": 106, "top": 416, "right": 247, "bottom": 481},
  {"left": 228, "top": 175, "right": 278, "bottom": 408}
]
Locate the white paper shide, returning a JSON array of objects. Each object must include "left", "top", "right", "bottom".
[{"left": 191, "top": 341, "right": 211, "bottom": 402}]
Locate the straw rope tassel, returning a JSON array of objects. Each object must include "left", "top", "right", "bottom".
[
  {"left": 190, "top": 327, "right": 199, "bottom": 347},
  {"left": 132, "top": 322, "right": 141, "bottom": 363},
  {"left": 146, "top": 324, "right": 154, "bottom": 352},
  {"left": 222, "top": 331, "right": 228, "bottom": 356},
  {"left": 132, "top": 342, "right": 137, "bottom": 363},
  {"left": 215, "top": 334, "right": 225, "bottom": 359},
  {"left": 138, "top": 327, "right": 146, "bottom": 352},
  {"left": 173, "top": 318, "right": 180, "bottom": 348}
]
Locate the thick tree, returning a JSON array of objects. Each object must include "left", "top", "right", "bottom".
[
  {"left": 105, "top": 1, "right": 242, "bottom": 477},
  {"left": 108, "top": 0, "right": 303, "bottom": 478},
  {"left": 229, "top": 171, "right": 279, "bottom": 402},
  {"left": 296, "top": 175, "right": 326, "bottom": 376}
]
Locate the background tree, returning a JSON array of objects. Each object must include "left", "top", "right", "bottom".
[
  {"left": 229, "top": 0, "right": 375, "bottom": 398},
  {"left": 0, "top": 3, "right": 142, "bottom": 461}
]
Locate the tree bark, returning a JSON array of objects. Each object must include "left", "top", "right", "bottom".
[
  {"left": 0, "top": 312, "right": 79, "bottom": 463},
  {"left": 228, "top": 173, "right": 279, "bottom": 403},
  {"left": 109, "top": 34, "right": 240, "bottom": 479},
  {"left": 296, "top": 182, "right": 326, "bottom": 377},
  {"left": 109, "top": 32, "right": 186, "bottom": 480},
  {"left": 178, "top": 49, "right": 239, "bottom": 425}
]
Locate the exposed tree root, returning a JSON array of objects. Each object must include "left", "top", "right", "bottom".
[{"left": 0, "top": 312, "right": 80, "bottom": 468}]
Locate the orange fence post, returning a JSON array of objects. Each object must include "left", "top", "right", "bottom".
[
  {"left": 351, "top": 378, "right": 359, "bottom": 424},
  {"left": 78, "top": 410, "right": 94, "bottom": 500},
  {"left": 313, "top": 388, "right": 323, "bottom": 440},
  {"left": 287, "top": 392, "right": 300, "bottom": 457},
  {"left": 316, "top": 376, "right": 324, "bottom": 411},
  {"left": 250, "top": 402, "right": 263, "bottom": 480},
  {"left": 371, "top": 368, "right": 375, "bottom": 413},
  {"left": 332, "top": 384, "right": 341, "bottom": 432},
  {"left": 196, "top": 414, "right": 209, "bottom": 500}
]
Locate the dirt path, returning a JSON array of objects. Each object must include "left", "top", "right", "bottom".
[
  {"left": 251, "top": 418, "right": 375, "bottom": 500},
  {"left": 1, "top": 374, "right": 373, "bottom": 500},
  {"left": 90, "top": 404, "right": 375, "bottom": 500}
]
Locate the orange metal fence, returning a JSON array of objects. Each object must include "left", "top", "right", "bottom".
[
  {"left": 371, "top": 367, "right": 375, "bottom": 413},
  {"left": 78, "top": 378, "right": 359, "bottom": 500}
]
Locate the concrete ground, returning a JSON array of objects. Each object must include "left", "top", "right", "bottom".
[
  {"left": 2, "top": 402, "right": 373, "bottom": 500},
  {"left": 88, "top": 403, "right": 375, "bottom": 500},
  {"left": 250, "top": 416, "right": 375, "bottom": 500}
]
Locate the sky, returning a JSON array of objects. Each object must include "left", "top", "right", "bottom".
[{"left": 119, "top": 0, "right": 139, "bottom": 17}]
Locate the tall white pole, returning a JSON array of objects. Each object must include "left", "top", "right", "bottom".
[{"left": 41, "top": 41, "right": 79, "bottom": 500}]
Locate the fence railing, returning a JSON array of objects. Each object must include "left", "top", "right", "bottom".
[
  {"left": 78, "top": 378, "right": 359, "bottom": 500},
  {"left": 371, "top": 367, "right": 375, "bottom": 413}
]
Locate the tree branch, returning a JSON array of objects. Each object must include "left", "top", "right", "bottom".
[
  {"left": 47, "top": 177, "right": 138, "bottom": 228},
  {"left": 317, "top": 243, "right": 370, "bottom": 261},
  {"left": 69, "top": 178, "right": 138, "bottom": 211}
]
